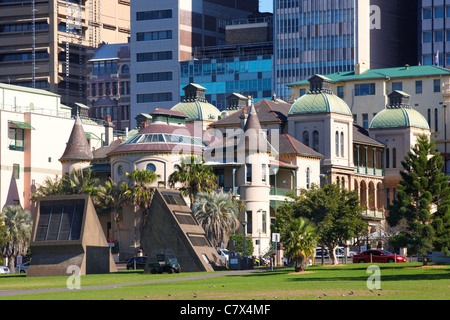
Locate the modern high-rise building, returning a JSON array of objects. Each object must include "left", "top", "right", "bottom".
[
  {"left": 419, "top": 0, "right": 450, "bottom": 67},
  {"left": 130, "top": 0, "right": 259, "bottom": 121},
  {"left": 274, "top": 0, "right": 418, "bottom": 101},
  {"left": 180, "top": 14, "right": 273, "bottom": 111},
  {"left": 0, "top": 0, "right": 130, "bottom": 107}
]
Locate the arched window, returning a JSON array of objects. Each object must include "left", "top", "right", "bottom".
[
  {"left": 303, "top": 131, "right": 310, "bottom": 147},
  {"left": 385, "top": 148, "right": 390, "bottom": 169},
  {"left": 335, "top": 131, "right": 339, "bottom": 156},
  {"left": 427, "top": 108, "right": 431, "bottom": 127},
  {"left": 340, "top": 131, "right": 344, "bottom": 157},
  {"left": 312, "top": 131, "right": 319, "bottom": 152},
  {"left": 122, "top": 64, "right": 129, "bottom": 74},
  {"left": 435, "top": 108, "right": 439, "bottom": 132},
  {"left": 392, "top": 148, "right": 397, "bottom": 168},
  {"left": 306, "top": 167, "right": 310, "bottom": 189}
]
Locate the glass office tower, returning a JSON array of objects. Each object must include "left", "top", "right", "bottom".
[{"left": 274, "top": 0, "right": 418, "bottom": 102}]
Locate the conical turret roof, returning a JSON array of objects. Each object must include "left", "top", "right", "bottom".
[{"left": 59, "top": 116, "right": 94, "bottom": 162}]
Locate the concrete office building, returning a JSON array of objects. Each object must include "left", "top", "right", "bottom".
[
  {"left": 0, "top": 0, "right": 130, "bottom": 107},
  {"left": 419, "top": 0, "right": 450, "bottom": 66},
  {"left": 274, "top": 0, "right": 418, "bottom": 102},
  {"left": 130, "top": 0, "right": 259, "bottom": 121}
]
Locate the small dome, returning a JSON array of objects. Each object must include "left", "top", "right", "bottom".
[
  {"left": 288, "top": 74, "right": 352, "bottom": 116},
  {"left": 289, "top": 91, "right": 352, "bottom": 116},
  {"left": 171, "top": 100, "right": 221, "bottom": 122},
  {"left": 369, "top": 107, "right": 430, "bottom": 130},
  {"left": 370, "top": 90, "right": 430, "bottom": 130},
  {"left": 171, "top": 83, "right": 222, "bottom": 121}
]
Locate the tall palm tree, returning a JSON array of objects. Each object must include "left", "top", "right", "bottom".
[
  {"left": 169, "top": 155, "right": 217, "bottom": 207},
  {"left": 193, "top": 190, "right": 240, "bottom": 248},
  {"left": 96, "top": 178, "right": 132, "bottom": 245},
  {"left": 0, "top": 206, "right": 32, "bottom": 273},
  {"left": 125, "top": 169, "right": 159, "bottom": 217},
  {"left": 282, "top": 217, "right": 317, "bottom": 272}
]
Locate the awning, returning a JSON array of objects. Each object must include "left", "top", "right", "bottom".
[
  {"left": 8, "top": 120, "right": 35, "bottom": 130},
  {"left": 85, "top": 132, "right": 101, "bottom": 140}
]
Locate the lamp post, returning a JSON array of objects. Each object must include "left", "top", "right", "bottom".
[{"left": 242, "top": 221, "right": 247, "bottom": 258}]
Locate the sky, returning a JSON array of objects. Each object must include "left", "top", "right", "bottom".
[{"left": 259, "top": 0, "right": 273, "bottom": 13}]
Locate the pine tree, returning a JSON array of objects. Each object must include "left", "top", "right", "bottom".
[{"left": 387, "top": 135, "right": 450, "bottom": 265}]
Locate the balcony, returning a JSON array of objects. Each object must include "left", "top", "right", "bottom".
[
  {"left": 363, "top": 210, "right": 383, "bottom": 219},
  {"left": 270, "top": 188, "right": 296, "bottom": 196},
  {"left": 355, "top": 166, "right": 384, "bottom": 177}
]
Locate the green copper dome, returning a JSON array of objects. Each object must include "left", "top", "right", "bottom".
[
  {"left": 171, "top": 83, "right": 222, "bottom": 121},
  {"left": 369, "top": 107, "right": 430, "bottom": 130},
  {"left": 370, "top": 90, "right": 430, "bottom": 130},
  {"left": 289, "top": 91, "right": 352, "bottom": 116},
  {"left": 171, "top": 100, "right": 221, "bottom": 122}
]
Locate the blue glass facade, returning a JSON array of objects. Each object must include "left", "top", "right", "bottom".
[
  {"left": 274, "top": 0, "right": 356, "bottom": 102},
  {"left": 180, "top": 55, "right": 273, "bottom": 111}
]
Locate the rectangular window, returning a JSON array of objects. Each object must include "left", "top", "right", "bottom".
[
  {"left": 136, "top": 9, "right": 172, "bottom": 21},
  {"left": 262, "top": 211, "right": 267, "bottom": 234},
  {"left": 137, "top": 72, "right": 172, "bottom": 83},
  {"left": 392, "top": 82, "right": 403, "bottom": 92},
  {"left": 434, "top": 79, "right": 441, "bottom": 92},
  {"left": 246, "top": 211, "right": 253, "bottom": 234},
  {"left": 435, "top": 7, "right": 444, "bottom": 19},
  {"left": 137, "top": 51, "right": 172, "bottom": 62},
  {"left": 8, "top": 128, "right": 24, "bottom": 151},
  {"left": 13, "top": 164, "right": 20, "bottom": 179},
  {"left": 337, "top": 86, "right": 344, "bottom": 98},
  {"left": 262, "top": 164, "right": 266, "bottom": 182},
  {"left": 362, "top": 113, "right": 369, "bottom": 129},
  {"left": 415, "top": 81, "right": 423, "bottom": 94},
  {"left": 354, "top": 83, "right": 375, "bottom": 96},
  {"left": 423, "top": 8, "right": 432, "bottom": 19},
  {"left": 246, "top": 164, "right": 252, "bottom": 183},
  {"left": 136, "top": 30, "right": 172, "bottom": 42},
  {"left": 137, "top": 92, "right": 173, "bottom": 103},
  {"left": 435, "top": 30, "right": 444, "bottom": 42}
]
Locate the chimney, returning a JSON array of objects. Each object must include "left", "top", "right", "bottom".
[{"left": 104, "top": 116, "right": 114, "bottom": 147}]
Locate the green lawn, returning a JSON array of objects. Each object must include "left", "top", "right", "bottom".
[{"left": 1, "top": 263, "right": 449, "bottom": 300}]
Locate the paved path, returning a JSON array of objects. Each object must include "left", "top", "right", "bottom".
[{"left": 0, "top": 268, "right": 265, "bottom": 297}]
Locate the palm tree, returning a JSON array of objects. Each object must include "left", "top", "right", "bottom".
[
  {"left": 193, "top": 190, "right": 240, "bottom": 248},
  {"left": 282, "top": 217, "right": 317, "bottom": 272},
  {"left": 61, "top": 169, "right": 102, "bottom": 201},
  {"left": 0, "top": 206, "right": 32, "bottom": 273},
  {"left": 30, "top": 175, "right": 63, "bottom": 201},
  {"left": 96, "top": 178, "right": 132, "bottom": 246},
  {"left": 168, "top": 155, "right": 217, "bottom": 207},
  {"left": 125, "top": 169, "right": 159, "bottom": 218}
]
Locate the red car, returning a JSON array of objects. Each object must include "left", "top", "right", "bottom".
[{"left": 353, "top": 250, "right": 407, "bottom": 263}]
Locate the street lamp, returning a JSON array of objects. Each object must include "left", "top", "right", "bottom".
[{"left": 242, "top": 221, "right": 247, "bottom": 257}]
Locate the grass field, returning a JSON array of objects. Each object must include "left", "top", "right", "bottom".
[{"left": 0, "top": 262, "right": 449, "bottom": 300}]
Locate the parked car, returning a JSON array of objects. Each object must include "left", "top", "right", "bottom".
[
  {"left": 417, "top": 250, "right": 433, "bottom": 263},
  {"left": 217, "top": 248, "right": 229, "bottom": 265},
  {"left": 353, "top": 250, "right": 407, "bottom": 263},
  {"left": 148, "top": 254, "right": 181, "bottom": 274},
  {"left": 15, "top": 261, "right": 30, "bottom": 274},
  {"left": 315, "top": 247, "right": 346, "bottom": 258},
  {"left": 126, "top": 256, "right": 147, "bottom": 270},
  {"left": 0, "top": 266, "right": 10, "bottom": 274}
]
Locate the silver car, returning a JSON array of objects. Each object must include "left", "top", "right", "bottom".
[{"left": 0, "top": 266, "right": 10, "bottom": 274}]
